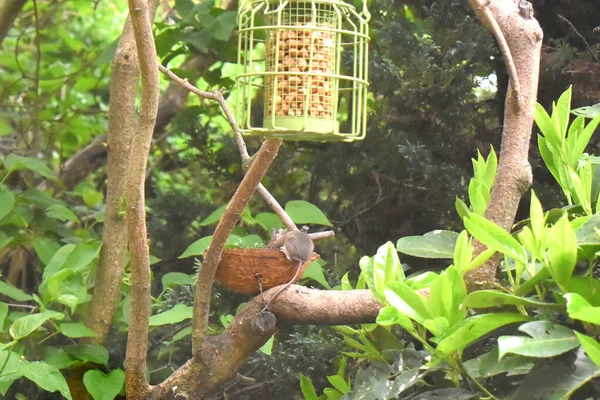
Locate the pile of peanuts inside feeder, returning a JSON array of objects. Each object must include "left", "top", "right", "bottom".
[{"left": 265, "top": 22, "right": 335, "bottom": 119}]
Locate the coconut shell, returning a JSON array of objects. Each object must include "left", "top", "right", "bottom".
[{"left": 213, "top": 248, "right": 319, "bottom": 295}]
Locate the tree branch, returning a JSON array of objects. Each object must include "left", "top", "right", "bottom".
[
  {"left": 465, "top": 0, "right": 543, "bottom": 288},
  {"left": 193, "top": 138, "right": 282, "bottom": 354},
  {"left": 0, "top": 0, "right": 26, "bottom": 47},
  {"left": 85, "top": 0, "right": 159, "bottom": 345},
  {"left": 123, "top": 0, "right": 160, "bottom": 397},
  {"left": 151, "top": 288, "right": 382, "bottom": 398}
]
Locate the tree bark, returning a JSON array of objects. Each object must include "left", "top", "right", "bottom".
[
  {"left": 465, "top": 0, "right": 543, "bottom": 287},
  {"left": 0, "top": 0, "right": 26, "bottom": 47}
]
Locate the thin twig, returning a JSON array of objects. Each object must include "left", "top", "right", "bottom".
[{"left": 557, "top": 14, "right": 600, "bottom": 64}]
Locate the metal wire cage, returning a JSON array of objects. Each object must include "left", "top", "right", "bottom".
[{"left": 236, "top": 0, "right": 370, "bottom": 141}]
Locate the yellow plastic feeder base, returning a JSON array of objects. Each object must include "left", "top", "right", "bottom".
[{"left": 262, "top": 116, "right": 344, "bottom": 141}]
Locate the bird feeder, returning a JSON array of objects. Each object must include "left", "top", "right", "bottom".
[{"left": 235, "top": 0, "right": 370, "bottom": 141}]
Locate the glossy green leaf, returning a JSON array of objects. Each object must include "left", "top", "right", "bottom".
[
  {"left": 498, "top": 321, "right": 579, "bottom": 359},
  {"left": 20, "top": 361, "right": 72, "bottom": 399},
  {"left": 396, "top": 230, "right": 458, "bottom": 259},
  {"left": 149, "top": 304, "right": 193, "bottom": 326},
  {"left": 161, "top": 272, "right": 194, "bottom": 289},
  {"left": 535, "top": 102, "right": 561, "bottom": 150},
  {"left": 554, "top": 86, "right": 572, "bottom": 139},
  {"left": 455, "top": 196, "right": 470, "bottom": 220},
  {"left": 81, "top": 187, "right": 103, "bottom": 208},
  {"left": 178, "top": 234, "right": 242, "bottom": 258},
  {"left": 453, "top": 230, "right": 473, "bottom": 273},
  {"left": 42, "top": 244, "right": 76, "bottom": 279},
  {"left": 285, "top": 200, "right": 332, "bottom": 226},
  {"left": 547, "top": 215, "right": 577, "bottom": 286},
  {"left": 83, "top": 369, "right": 124, "bottom": 400},
  {"left": 65, "top": 344, "right": 109, "bottom": 365},
  {"left": 465, "top": 347, "right": 534, "bottom": 378},
  {"left": 9, "top": 310, "right": 64, "bottom": 340},
  {"left": 376, "top": 306, "right": 414, "bottom": 332},
  {"left": 255, "top": 212, "right": 284, "bottom": 232},
  {"left": 327, "top": 375, "right": 350, "bottom": 394},
  {"left": 574, "top": 332, "right": 600, "bottom": 368},
  {"left": 0, "top": 280, "right": 33, "bottom": 301},
  {"left": 302, "top": 261, "right": 331, "bottom": 289},
  {"left": 33, "top": 238, "right": 61, "bottom": 266},
  {"left": 463, "top": 214, "right": 527, "bottom": 263},
  {"left": 0, "top": 190, "right": 15, "bottom": 221},
  {"left": 385, "top": 281, "right": 431, "bottom": 325},
  {"left": 463, "top": 290, "right": 556, "bottom": 309},
  {"left": 434, "top": 313, "right": 530, "bottom": 355},
  {"left": 259, "top": 334, "right": 274, "bottom": 355},
  {"left": 3, "top": 154, "right": 57, "bottom": 181},
  {"left": 0, "top": 302, "right": 7, "bottom": 332},
  {"left": 565, "top": 293, "right": 600, "bottom": 325},
  {"left": 46, "top": 269, "right": 87, "bottom": 313},
  {"left": 300, "top": 374, "right": 319, "bottom": 400},
  {"left": 59, "top": 323, "right": 97, "bottom": 338},
  {"left": 199, "top": 205, "right": 226, "bottom": 226},
  {"left": 46, "top": 204, "right": 78, "bottom": 223},
  {"left": 511, "top": 347, "right": 600, "bottom": 400},
  {"left": 529, "top": 191, "right": 545, "bottom": 240}
]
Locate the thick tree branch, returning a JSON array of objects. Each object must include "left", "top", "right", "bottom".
[
  {"left": 123, "top": 0, "right": 160, "bottom": 397},
  {"left": 465, "top": 0, "right": 543, "bottom": 287},
  {"left": 193, "top": 138, "right": 282, "bottom": 353},
  {"left": 0, "top": 0, "right": 26, "bottom": 47},
  {"left": 151, "top": 288, "right": 382, "bottom": 398},
  {"left": 85, "top": 0, "right": 159, "bottom": 345}
]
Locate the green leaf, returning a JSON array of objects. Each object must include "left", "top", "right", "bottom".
[
  {"left": 535, "top": 102, "right": 561, "bottom": 150},
  {"left": 81, "top": 187, "right": 103, "bottom": 208},
  {"left": 0, "top": 190, "right": 15, "bottom": 221},
  {"left": 385, "top": 281, "right": 431, "bottom": 326},
  {"left": 300, "top": 374, "right": 319, "bottom": 400},
  {"left": 0, "top": 302, "right": 8, "bottom": 332},
  {"left": 529, "top": 191, "right": 545, "bottom": 240},
  {"left": 0, "top": 280, "right": 33, "bottom": 301},
  {"left": 83, "top": 369, "right": 124, "bottom": 400},
  {"left": 376, "top": 306, "right": 414, "bottom": 332},
  {"left": 9, "top": 310, "right": 64, "bottom": 340},
  {"left": 302, "top": 261, "right": 331, "bottom": 289},
  {"left": 455, "top": 196, "right": 470, "bottom": 220},
  {"left": 149, "top": 304, "right": 193, "bottom": 326},
  {"left": 20, "top": 361, "right": 72, "bottom": 399},
  {"left": 161, "top": 272, "right": 194, "bottom": 289},
  {"left": 373, "top": 241, "right": 402, "bottom": 296},
  {"left": 483, "top": 147, "right": 497, "bottom": 190},
  {"left": 497, "top": 321, "right": 579, "bottom": 359},
  {"left": 256, "top": 212, "right": 284, "bottom": 232},
  {"left": 46, "top": 269, "right": 87, "bottom": 313},
  {"left": 212, "top": 11, "right": 238, "bottom": 41},
  {"left": 574, "top": 332, "right": 600, "bottom": 368},
  {"left": 453, "top": 230, "right": 473, "bottom": 273},
  {"left": 547, "top": 215, "right": 577, "bottom": 286},
  {"left": 463, "top": 214, "right": 527, "bottom": 263},
  {"left": 465, "top": 347, "right": 534, "bottom": 378},
  {"left": 65, "top": 344, "right": 109, "bottom": 365},
  {"left": 59, "top": 323, "right": 96, "bottom": 339},
  {"left": 555, "top": 86, "right": 572, "bottom": 139},
  {"left": 327, "top": 375, "right": 350, "bottom": 394},
  {"left": 463, "top": 290, "right": 556, "bottom": 309},
  {"left": 434, "top": 313, "right": 530, "bottom": 355},
  {"left": 3, "top": 154, "right": 57, "bottom": 181},
  {"left": 178, "top": 235, "right": 242, "bottom": 258},
  {"left": 259, "top": 334, "right": 274, "bottom": 355},
  {"left": 46, "top": 204, "right": 78, "bottom": 222},
  {"left": 42, "top": 244, "right": 76, "bottom": 279},
  {"left": 340, "top": 272, "right": 352, "bottom": 290},
  {"left": 566, "top": 276, "right": 600, "bottom": 306},
  {"left": 396, "top": 230, "right": 458, "bottom": 259},
  {"left": 538, "top": 136, "right": 561, "bottom": 185},
  {"left": 285, "top": 200, "right": 332, "bottom": 226},
  {"left": 199, "top": 205, "right": 226, "bottom": 226},
  {"left": 565, "top": 293, "right": 600, "bottom": 325},
  {"left": 33, "top": 238, "right": 61, "bottom": 266},
  {"left": 511, "top": 347, "right": 600, "bottom": 400},
  {"left": 43, "top": 346, "right": 77, "bottom": 370},
  {"left": 0, "top": 231, "right": 13, "bottom": 253}
]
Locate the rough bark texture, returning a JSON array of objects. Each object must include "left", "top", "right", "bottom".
[
  {"left": 151, "top": 288, "right": 382, "bottom": 398},
  {"left": 85, "top": 0, "right": 160, "bottom": 346},
  {"left": 0, "top": 0, "right": 26, "bottom": 47},
  {"left": 193, "top": 139, "right": 283, "bottom": 354},
  {"left": 465, "top": 0, "right": 543, "bottom": 288},
  {"left": 58, "top": 1, "right": 239, "bottom": 190},
  {"left": 123, "top": 0, "right": 161, "bottom": 397}
]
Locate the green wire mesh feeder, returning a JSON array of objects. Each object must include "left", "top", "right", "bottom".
[{"left": 236, "top": 0, "right": 370, "bottom": 141}]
